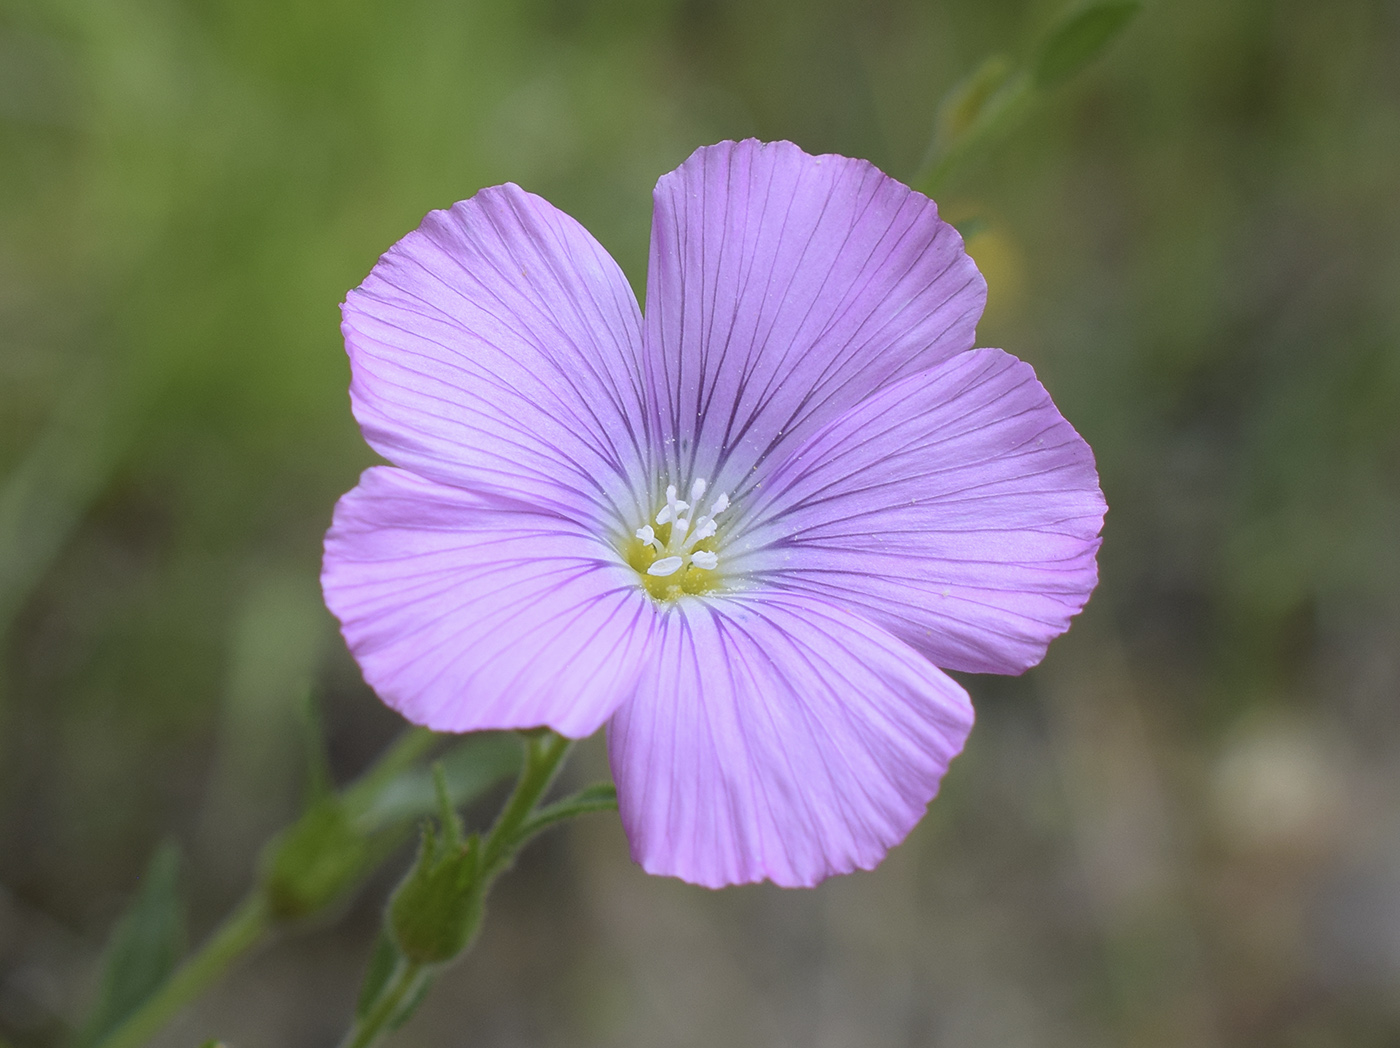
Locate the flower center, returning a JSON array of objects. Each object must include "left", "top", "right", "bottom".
[{"left": 623, "top": 478, "right": 729, "bottom": 601}]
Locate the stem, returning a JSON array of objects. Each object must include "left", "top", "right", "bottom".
[
  {"left": 90, "top": 727, "right": 438, "bottom": 1048},
  {"left": 480, "top": 732, "right": 572, "bottom": 875},
  {"left": 338, "top": 959, "right": 431, "bottom": 1048},
  {"left": 92, "top": 895, "right": 272, "bottom": 1048},
  {"left": 338, "top": 732, "right": 573, "bottom": 1048}
]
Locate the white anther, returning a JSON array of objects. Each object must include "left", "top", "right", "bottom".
[
  {"left": 647, "top": 556, "right": 684, "bottom": 577},
  {"left": 655, "top": 500, "right": 689, "bottom": 526},
  {"left": 633, "top": 479, "right": 734, "bottom": 590}
]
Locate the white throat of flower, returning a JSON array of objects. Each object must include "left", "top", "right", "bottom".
[{"left": 625, "top": 478, "right": 730, "bottom": 600}]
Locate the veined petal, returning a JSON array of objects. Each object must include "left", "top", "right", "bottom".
[
  {"left": 343, "top": 184, "right": 651, "bottom": 528},
  {"left": 607, "top": 594, "right": 974, "bottom": 888},
  {"left": 643, "top": 139, "right": 985, "bottom": 498},
  {"left": 735, "top": 349, "right": 1106, "bottom": 675},
  {"left": 322, "top": 467, "right": 655, "bottom": 737}
]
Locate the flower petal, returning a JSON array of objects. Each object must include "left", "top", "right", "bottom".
[
  {"left": 607, "top": 593, "right": 974, "bottom": 887},
  {"left": 322, "top": 467, "right": 655, "bottom": 737},
  {"left": 736, "top": 349, "right": 1106, "bottom": 675},
  {"left": 643, "top": 139, "right": 985, "bottom": 498},
  {"left": 343, "top": 184, "right": 651, "bottom": 527}
]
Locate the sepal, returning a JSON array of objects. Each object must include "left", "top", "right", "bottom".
[{"left": 385, "top": 764, "right": 485, "bottom": 964}]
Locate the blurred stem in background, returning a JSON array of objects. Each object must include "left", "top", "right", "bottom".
[
  {"left": 83, "top": 728, "right": 616, "bottom": 1048},
  {"left": 83, "top": 726, "right": 439, "bottom": 1048}
]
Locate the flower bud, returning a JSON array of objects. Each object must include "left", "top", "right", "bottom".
[
  {"left": 387, "top": 823, "right": 484, "bottom": 964},
  {"left": 259, "top": 797, "right": 370, "bottom": 922}
]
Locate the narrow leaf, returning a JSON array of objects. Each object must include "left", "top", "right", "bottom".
[
  {"left": 356, "top": 933, "right": 399, "bottom": 1020},
  {"left": 935, "top": 54, "right": 1014, "bottom": 148},
  {"left": 514, "top": 782, "right": 619, "bottom": 846},
  {"left": 356, "top": 734, "right": 522, "bottom": 831},
  {"left": 297, "top": 689, "right": 334, "bottom": 802},
  {"left": 1034, "top": 1, "right": 1141, "bottom": 89},
  {"left": 77, "top": 842, "right": 186, "bottom": 1048}
]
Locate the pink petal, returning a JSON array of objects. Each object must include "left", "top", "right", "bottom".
[
  {"left": 322, "top": 467, "right": 656, "bottom": 737},
  {"left": 607, "top": 593, "right": 974, "bottom": 888},
  {"left": 343, "top": 184, "right": 652, "bottom": 526},
  {"left": 736, "top": 349, "right": 1106, "bottom": 675},
  {"left": 643, "top": 139, "right": 985, "bottom": 497}
]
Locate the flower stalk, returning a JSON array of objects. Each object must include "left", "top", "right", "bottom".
[
  {"left": 88, "top": 894, "right": 271, "bottom": 1048},
  {"left": 88, "top": 728, "right": 434, "bottom": 1048},
  {"left": 341, "top": 731, "right": 577, "bottom": 1048}
]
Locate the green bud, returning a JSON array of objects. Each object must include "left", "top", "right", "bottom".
[
  {"left": 388, "top": 823, "right": 484, "bottom": 964},
  {"left": 259, "top": 797, "right": 371, "bottom": 922},
  {"left": 386, "top": 762, "right": 485, "bottom": 964}
]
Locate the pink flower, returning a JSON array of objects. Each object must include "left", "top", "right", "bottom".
[{"left": 323, "top": 140, "right": 1105, "bottom": 887}]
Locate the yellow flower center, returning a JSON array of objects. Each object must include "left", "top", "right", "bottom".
[{"left": 622, "top": 479, "right": 728, "bottom": 602}]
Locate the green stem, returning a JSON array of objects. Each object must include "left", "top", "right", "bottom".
[
  {"left": 339, "top": 959, "right": 431, "bottom": 1048},
  {"left": 340, "top": 732, "right": 573, "bottom": 1048},
  {"left": 90, "top": 727, "right": 439, "bottom": 1048},
  {"left": 91, "top": 895, "right": 272, "bottom": 1048},
  {"left": 480, "top": 732, "right": 572, "bottom": 876}
]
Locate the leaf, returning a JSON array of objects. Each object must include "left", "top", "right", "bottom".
[
  {"left": 1034, "top": 1, "right": 1141, "bottom": 89},
  {"left": 952, "top": 216, "right": 989, "bottom": 241},
  {"left": 355, "top": 734, "right": 522, "bottom": 831},
  {"left": 297, "top": 688, "right": 334, "bottom": 802},
  {"left": 935, "top": 54, "right": 1015, "bottom": 148},
  {"left": 76, "top": 842, "right": 186, "bottom": 1048},
  {"left": 513, "top": 782, "right": 619, "bottom": 847},
  {"left": 356, "top": 933, "right": 399, "bottom": 1020}
]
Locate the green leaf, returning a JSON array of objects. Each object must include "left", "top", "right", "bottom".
[
  {"left": 355, "top": 734, "right": 522, "bottom": 831},
  {"left": 935, "top": 54, "right": 1015, "bottom": 148},
  {"left": 514, "top": 782, "right": 619, "bottom": 846},
  {"left": 387, "top": 975, "right": 433, "bottom": 1032},
  {"left": 76, "top": 842, "right": 187, "bottom": 1048},
  {"left": 297, "top": 688, "right": 334, "bottom": 802},
  {"left": 952, "top": 216, "right": 989, "bottom": 241},
  {"left": 356, "top": 934, "right": 399, "bottom": 1020},
  {"left": 1034, "top": 1, "right": 1141, "bottom": 89}
]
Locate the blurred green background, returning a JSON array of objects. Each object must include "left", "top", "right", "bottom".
[{"left": 2, "top": 0, "right": 1398, "bottom": 1044}]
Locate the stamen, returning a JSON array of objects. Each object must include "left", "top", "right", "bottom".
[
  {"left": 685, "top": 519, "right": 716, "bottom": 545},
  {"left": 655, "top": 503, "right": 688, "bottom": 525},
  {"left": 628, "top": 477, "right": 730, "bottom": 598},
  {"left": 647, "top": 556, "right": 684, "bottom": 577}
]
